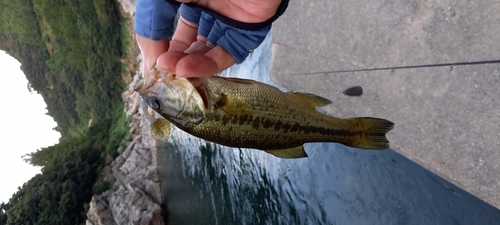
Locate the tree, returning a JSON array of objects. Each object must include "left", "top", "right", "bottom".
[
  {"left": 0, "top": 202, "right": 9, "bottom": 225},
  {"left": 0, "top": 0, "right": 131, "bottom": 223}
]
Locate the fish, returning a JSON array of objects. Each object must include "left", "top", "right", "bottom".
[{"left": 134, "top": 67, "right": 394, "bottom": 159}]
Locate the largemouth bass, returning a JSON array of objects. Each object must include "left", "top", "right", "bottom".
[{"left": 135, "top": 68, "right": 394, "bottom": 158}]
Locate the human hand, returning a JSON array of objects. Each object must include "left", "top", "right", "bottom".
[
  {"left": 138, "top": 0, "right": 282, "bottom": 78},
  {"left": 136, "top": 34, "right": 170, "bottom": 76}
]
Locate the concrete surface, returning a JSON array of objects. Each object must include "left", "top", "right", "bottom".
[{"left": 270, "top": 0, "right": 500, "bottom": 208}]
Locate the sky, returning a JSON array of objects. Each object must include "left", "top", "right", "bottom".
[{"left": 0, "top": 51, "right": 61, "bottom": 203}]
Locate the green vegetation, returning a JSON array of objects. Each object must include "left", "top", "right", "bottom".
[
  {"left": 0, "top": 0, "right": 126, "bottom": 136},
  {"left": 5, "top": 127, "right": 103, "bottom": 225},
  {"left": 119, "top": 13, "right": 132, "bottom": 56},
  {"left": 0, "top": 0, "right": 134, "bottom": 224}
]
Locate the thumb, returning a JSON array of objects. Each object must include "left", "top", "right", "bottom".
[{"left": 136, "top": 34, "right": 170, "bottom": 75}]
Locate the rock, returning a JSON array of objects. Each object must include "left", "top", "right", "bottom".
[
  {"left": 122, "top": 141, "right": 136, "bottom": 159},
  {"left": 109, "top": 183, "right": 163, "bottom": 225},
  {"left": 86, "top": 69, "right": 164, "bottom": 224},
  {"left": 127, "top": 127, "right": 136, "bottom": 141},
  {"left": 86, "top": 193, "right": 116, "bottom": 225},
  {"left": 105, "top": 155, "right": 114, "bottom": 165},
  {"left": 143, "top": 179, "right": 162, "bottom": 203},
  {"left": 103, "top": 166, "right": 115, "bottom": 186},
  {"left": 125, "top": 92, "right": 141, "bottom": 116},
  {"left": 87, "top": 147, "right": 163, "bottom": 224},
  {"left": 133, "top": 134, "right": 143, "bottom": 145},
  {"left": 86, "top": 0, "right": 164, "bottom": 223}
]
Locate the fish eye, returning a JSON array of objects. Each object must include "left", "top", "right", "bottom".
[{"left": 146, "top": 96, "right": 163, "bottom": 111}]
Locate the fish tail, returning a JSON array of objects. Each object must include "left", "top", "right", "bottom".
[{"left": 348, "top": 117, "right": 394, "bottom": 150}]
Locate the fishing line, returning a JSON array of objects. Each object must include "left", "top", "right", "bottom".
[{"left": 291, "top": 59, "right": 500, "bottom": 75}]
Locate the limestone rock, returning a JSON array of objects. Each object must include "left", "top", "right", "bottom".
[
  {"left": 109, "top": 183, "right": 163, "bottom": 225},
  {"left": 86, "top": 0, "right": 164, "bottom": 223},
  {"left": 86, "top": 193, "right": 116, "bottom": 225},
  {"left": 87, "top": 68, "right": 163, "bottom": 224}
]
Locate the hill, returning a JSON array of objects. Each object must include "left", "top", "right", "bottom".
[{"left": 0, "top": 0, "right": 137, "bottom": 224}]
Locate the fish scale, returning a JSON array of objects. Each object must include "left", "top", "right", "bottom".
[{"left": 193, "top": 111, "right": 359, "bottom": 149}]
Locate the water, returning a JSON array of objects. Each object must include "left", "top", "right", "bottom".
[{"left": 157, "top": 33, "right": 500, "bottom": 225}]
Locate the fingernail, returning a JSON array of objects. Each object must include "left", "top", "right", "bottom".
[{"left": 155, "top": 61, "right": 174, "bottom": 74}]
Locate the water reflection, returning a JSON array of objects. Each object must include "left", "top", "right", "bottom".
[
  {"left": 157, "top": 33, "right": 500, "bottom": 225},
  {"left": 159, "top": 138, "right": 500, "bottom": 224}
]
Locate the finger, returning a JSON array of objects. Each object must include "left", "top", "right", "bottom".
[
  {"left": 184, "top": 35, "right": 211, "bottom": 54},
  {"left": 169, "top": 17, "right": 198, "bottom": 52},
  {"left": 185, "top": 42, "right": 214, "bottom": 57},
  {"left": 184, "top": 41, "right": 205, "bottom": 54},
  {"left": 175, "top": 54, "right": 218, "bottom": 78},
  {"left": 160, "top": 37, "right": 214, "bottom": 75},
  {"left": 156, "top": 51, "right": 188, "bottom": 74},
  {"left": 176, "top": 46, "right": 236, "bottom": 78},
  {"left": 190, "top": 44, "right": 213, "bottom": 55},
  {"left": 204, "top": 45, "right": 237, "bottom": 72},
  {"left": 156, "top": 17, "right": 198, "bottom": 73},
  {"left": 135, "top": 34, "right": 170, "bottom": 75}
]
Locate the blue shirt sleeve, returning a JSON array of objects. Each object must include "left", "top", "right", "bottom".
[
  {"left": 179, "top": 4, "right": 271, "bottom": 64},
  {"left": 134, "top": 0, "right": 179, "bottom": 40}
]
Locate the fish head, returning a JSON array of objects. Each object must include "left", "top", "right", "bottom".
[{"left": 135, "top": 68, "right": 205, "bottom": 126}]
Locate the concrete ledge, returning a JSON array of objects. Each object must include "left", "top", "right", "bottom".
[{"left": 270, "top": 0, "right": 500, "bottom": 208}]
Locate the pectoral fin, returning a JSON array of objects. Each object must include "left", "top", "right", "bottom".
[
  {"left": 142, "top": 101, "right": 172, "bottom": 140},
  {"left": 289, "top": 92, "right": 332, "bottom": 108},
  {"left": 150, "top": 118, "right": 172, "bottom": 141},
  {"left": 215, "top": 93, "right": 253, "bottom": 118},
  {"left": 264, "top": 146, "right": 308, "bottom": 158}
]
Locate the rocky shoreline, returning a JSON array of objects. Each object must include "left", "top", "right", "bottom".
[
  {"left": 86, "top": 1, "right": 166, "bottom": 224},
  {"left": 86, "top": 72, "right": 164, "bottom": 225}
]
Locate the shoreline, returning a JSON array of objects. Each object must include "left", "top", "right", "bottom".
[
  {"left": 86, "top": 0, "right": 166, "bottom": 224},
  {"left": 86, "top": 72, "right": 165, "bottom": 225}
]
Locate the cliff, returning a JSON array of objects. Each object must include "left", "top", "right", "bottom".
[
  {"left": 85, "top": 1, "right": 166, "bottom": 224},
  {"left": 86, "top": 74, "right": 164, "bottom": 225}
]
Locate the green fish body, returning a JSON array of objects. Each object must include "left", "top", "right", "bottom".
[{"left": 136, "top": 69, "right": 394, "bottom": 158}]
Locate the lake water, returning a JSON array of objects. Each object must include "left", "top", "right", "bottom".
[{"left": 157, "top": 33, "right": 500, "bottom": 225}]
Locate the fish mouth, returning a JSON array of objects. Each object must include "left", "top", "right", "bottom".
[
  {"left": 133, "top": 71, "right": 158, "bottom": 93},
  {"left": 134, "top": 67, "right": 176, "bottom": 93},
  {"left": 185, "top": 78, "right": 210, "bottom": 109},
  {"left": 135, "top": 73, "right": 207, "bottom": 121},
  {"left": 134, "top": 67, "right": 175, "bottom": 118},
  {"left": 192, "top": 85, "right": 209, "bottom": 109}
]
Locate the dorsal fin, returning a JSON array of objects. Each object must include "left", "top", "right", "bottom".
[
  {"left": 289, "top": 92, "right": 332, "bottom": 108},
  {"left": 219, "top": 77, "right": 256, "bottom": 85}
]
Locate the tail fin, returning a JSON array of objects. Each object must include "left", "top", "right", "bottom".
[{"left": 349, "top": 117, "right": 394, "bottom": 150}]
